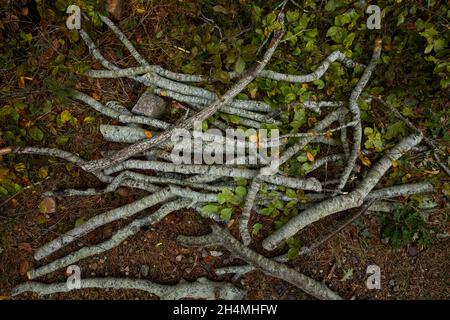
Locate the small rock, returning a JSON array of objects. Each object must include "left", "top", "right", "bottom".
[
  {"left": 132, "top": 91, "right": 168, "bottom": 119},
  {"left": 89, "top": 263, "right": 98, "bottom": 270},
  {"left": 389, "top": 279, "right": 395, "bottom": 287},
  {"left": 175, "top": 255, "right": 184, "bottom": 262},
  {"left": 140, "top": 265, "right": 149, "bottom": 277},
  {"left": 407, "top": 245, "right": 419, "bottom": 257}
]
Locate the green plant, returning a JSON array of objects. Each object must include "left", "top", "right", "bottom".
[{"left": 378, "top": 205, "right": 433, "bottom": 248}]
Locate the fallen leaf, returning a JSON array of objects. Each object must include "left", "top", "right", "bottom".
[
  {"left": 19, "top": 260, "right": 29, "bottom": 276},
  {"left": 92, "top": 92, "right": 101, "bottom": 101},
  {"left": 39, "top": 197, "right": 56, "bottom": 214},
  {"left": 18, "top": 242, "right": 32, "bottom": 253},
  {"left": 306, "top": 152, "right": 315, "bottom": 162},
  {"left": 144, "top": 131, "right": 153, "bottom": 139},
  {"left": 358, "top": 152, "right": 371, "bottom": 167}
]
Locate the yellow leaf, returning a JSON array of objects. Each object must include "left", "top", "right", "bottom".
[
  {"left": 39, "top": 166, "right": 49, "bottom": 179},
  {"left": 18, "top": 76, "right": 25, "bottom": 88},
  {"left": 0, "top": 295, "right": 9, "bottom": 300},
  {"left": 92, "top": 92, "right": 101, "bottom": 101},
  {"left": 136, "top": 7, "right": 145, "bottom": 14},
  {"left": 358, "top": 152, "right": 371, "bottom": 167},
  {"left": 144, "top": 131, "right": 153, "bottom": 139},
  {"left": 306, "top": 152, "right": 315, "bottom": 162},
  {"left": 390, "top": 160, "right": 398, "bottom": 168}
]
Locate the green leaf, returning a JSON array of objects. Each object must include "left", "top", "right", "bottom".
[
  {"left": 384, "top": 121, "right": 407, "bottom": 141},
  {"left": 235, "top": 186, "right": 247, "bottom": 198},
  {"left": 287, "top": 247, "right": 299, "bottom": 260},
  {"left": 326, "top": 26, "right": 347, "bottom": 43},
  {"left": 220, "top": 208, "right": 233, "bottom": 221},
  {"left": 234, "top": 57, "right": 246, "bottom": 74},
  {"left": 335, "top": 13, "right": 351, "bottom": 27},
  {"left": 286, "top": 189, "right": 297, "bottom": 199},
  {"left": 29, "top": 127, "right": 44, "bottom": 141},
  {"left": 56, "top": 136, "right": 70, "bottom": 145},
  {"left": 343, "top": 33, "right": 355, "bottom": 47},
  {"left": 75, "top": 216, "right": 85, "bottom": 227},
  {"left": 286, "top": 10, "right": 300, "bottom": 24},
  {"left": 284, "top": 92, "right": 297, "bottom": 103},
  {"left": 252, "top": 223, "right": 263, "bottom": 235},
  {"left": 201, "top": 204, "right": 220, "bottom": 215}
]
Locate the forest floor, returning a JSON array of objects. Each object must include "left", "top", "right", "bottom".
[{"left": 0, "top": 0, "right": 449, "bottom": 300}]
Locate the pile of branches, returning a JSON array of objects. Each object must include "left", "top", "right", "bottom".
[{"left": 5, "top": 5, "right": 438, "bottom": 300}]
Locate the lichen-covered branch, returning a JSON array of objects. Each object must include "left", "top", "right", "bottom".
[
  {"left": 262, "top": 133, "right": 423, "bottom": 251},
  {"left": 82, "top": 17, "right": 285, "bottom": 172},
  {"left": 12, "top": 277, "right": 244, "bottom": 300},
  {"left": 336, "top": 39, "right": 382, "bottom": 192},
  {"left": 178, "top": 225, "right": 342, "bottom": 300}
]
